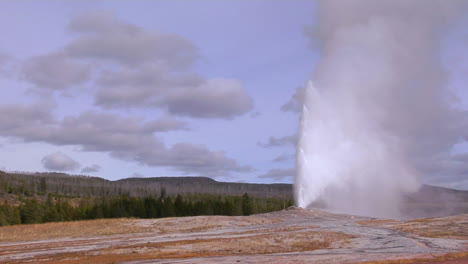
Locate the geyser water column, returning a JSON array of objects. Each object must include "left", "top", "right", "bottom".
[
  {"left": 296, "top": 81, "right": 418, "bottom": 218},
  {"left": 295, "top": 0, "right": 466, "bottom": 218}
]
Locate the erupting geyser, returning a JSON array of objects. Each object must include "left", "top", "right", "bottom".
[
  {"left": 296, "top": 81, "right": 419, "bottom": 218},
  {"left": 295, "top": 0, "right": 466, "bottom": 218}
]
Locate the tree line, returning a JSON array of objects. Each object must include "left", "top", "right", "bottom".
[
  {"left": 0, "top": 193, "right": 293, "bottom": 226},
  {"left": 0, "top": 171, "right": 293, "bottom": 226}
]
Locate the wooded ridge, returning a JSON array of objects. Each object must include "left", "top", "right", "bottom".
[{"left": 0, "top": 170, "right": 293, "bottom": 199}]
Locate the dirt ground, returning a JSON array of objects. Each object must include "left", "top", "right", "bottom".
[{"left": 0, "top": 208, "right": 466, "bottom": 264}]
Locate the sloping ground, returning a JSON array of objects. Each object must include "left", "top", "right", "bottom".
[
  {"left": 0, "top": 208, "right": 466, "bottom": 264},
  {"left": 392, "top": 214, "right": 468, "bottom": 240}
]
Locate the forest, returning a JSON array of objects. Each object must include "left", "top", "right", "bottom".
[{"left": 0, "top": 171, "right": 294, "bottom": 226}]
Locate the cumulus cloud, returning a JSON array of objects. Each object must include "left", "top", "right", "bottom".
[
  {"left": 258, "top": 135, "right": 297, "bottom": 148},
  {"left": 144, "top": 143, "right": 252, "bottom": 175},
  {"left": 81, "top": 164, "right": 101, "bottom": 173},
  {"left": 144, "top": 115, "right": 189, "bottom": 132},
  {"left": 66, "top": 10, "right": 199, "bottom": 69},
  {"left": 42, "top": 152, "right": 80, "bottom": 171},
  {"left": 19, "top": 11, "right": 253, "bottom": 120},
  {"left": 452, "top": 153, "right": 468, "bottom": 162},
  {"left": 95, "top": 66, "right": 253, "bottom": 118},
  {"left": 164, "top": 78, "right": 254, "bottom": 118},
  {"left": 259, "top": 168, "right": 295, "bottom": 181},
  {"left": 95, "top": 64, "right": 204, "bottom": 108},
  {"left": 281, "top": 86, "right": 305, "bottom": 112},
  {"left": 272, "top": 153, "right": 295, "bottom": 163},
  {"left": 0, "top": 53, "right": 12, "bottom": 77},
  {"left": 22, "top": 53, "right": 90, "bottom": 90},
  {"left": 0, "top": 103, "right": 54, "bottom": 133},
  {"left": 0, "top": 11, "right": 255, "bottom": 177},
  {"left": 0, "top": 105, "right": 248, "bottom": 176}
]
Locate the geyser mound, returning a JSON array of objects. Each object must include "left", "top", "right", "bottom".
[{"left": 295, "top": 0, "right": 467, "bottom": 218}]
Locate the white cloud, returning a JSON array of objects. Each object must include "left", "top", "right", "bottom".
[
  {"left": 164, "top": 78, "right": 254, "bottom": 119},
  {"left": 94, "top": 63, "right": 253, "bottom": 119},
  {"left": 22, "top": 53, "right": 90, "bottom": 90},
  {"left": 0, "top": 105, "right": 249, "bottom": 176},
  {"left": 81, "top": 164, "right": 101, "bottom": 173},
  {"left": 143, "top": 115, "right": 189, "bottom": 132},
  {"left": 258, "top": 135, "right": 297, "bottom": 148},
  {"left": 42, "top": 152, "right": 80, "bottom": 171},
  {"left": 19, "top": 11, "right": 254, "bottom": 120},
  {"left": 66, "top": 11, "right": 199, "bottom": 69},
  {"left": 272, "top": 153, "right": 295, "bottom": 163}
]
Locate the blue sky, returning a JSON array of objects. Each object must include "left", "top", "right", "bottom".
[
  {"left": 0, "top": 1, "right": 317, "bottom": 183},
  {"left": 0, "top": 1, "right": 467, "bottom": 189}
]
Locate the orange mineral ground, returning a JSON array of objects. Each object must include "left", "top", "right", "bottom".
[{"left": 0, "top": 207, "right": 467, "bottom": 264}]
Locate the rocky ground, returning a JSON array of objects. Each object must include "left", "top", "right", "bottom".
[{"left": 0, "top": 208, "right": 467, "bottom": 264}]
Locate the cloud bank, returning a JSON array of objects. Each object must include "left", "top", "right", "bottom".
[
  {"left": 0, "top": 104, "right": 249, "bottom": 176},
  {"left": 19, "top": 11, "right": 254, "bottom": 120},
  {"left": 0, "top": 11, "right": 255, "bottom": 177}
]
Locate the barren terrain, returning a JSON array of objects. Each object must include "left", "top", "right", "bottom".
[{"left": 0, "top": 208, "right": 467, "bottom": 263}]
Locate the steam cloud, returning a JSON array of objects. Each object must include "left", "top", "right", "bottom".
[{"left": 296, "top": 0, "right": 467, "bottom": 218}]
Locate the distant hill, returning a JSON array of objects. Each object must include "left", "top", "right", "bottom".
[
  {"left": 0, "top": 170, "right": 467, "bottom": 218},
  {"left": 116, "top": 177, "right": 292, "bottom": 198},
  {"left": 406, "top": 184, "right": 468, "bottom": 202},
  {"left": 0, "top": 171, "right": 292, "bottom": 199},
  {"left": 402, "top": 184, "right": 468, "bottom": 218}
]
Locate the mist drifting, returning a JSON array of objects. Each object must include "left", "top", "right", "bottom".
[{"left": 296, "top": 0, "right": 467, "bottom": 218}]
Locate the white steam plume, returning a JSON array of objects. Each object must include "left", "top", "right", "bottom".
[{"left": 296, "top": 0, "right": 467, "bottom": 218}]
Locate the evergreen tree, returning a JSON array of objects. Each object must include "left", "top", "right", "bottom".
[
  {"left": 0, "top": 203, "right": 21, "bottom": 226},
  {"left": 174, "top": 194, "right": 185, "bottom": 216},
  {"left": 144, "top": 197, "right": 158, "bottom": 218},
  {"left": 161, "top": 197, "right": 175, "bottom": 217},
  {"left": 20, "top": 199, "right": 43, "bottom": 224},
  {"left": 242, "top": 193, "right": 252, "bottom": 216}
]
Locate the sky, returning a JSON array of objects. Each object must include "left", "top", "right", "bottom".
[{"left": 0, "top": 1, "right": 467, "bottom": 189}]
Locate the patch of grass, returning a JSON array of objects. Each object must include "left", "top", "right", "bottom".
[
  {"left": 393, "top": 221, "right": 468, "bottom": 239},
  {"left": 157, "top": 224, "right": 222, "bottom": 234},
  {"left": 0, "top": 218, "right": 153, "bottom": 242},
  {"left": 357, "top": 219, "right": 401, "bottom": 226},
  {"left": 388, "top": 214, "right": 468, "bottom": 240}
]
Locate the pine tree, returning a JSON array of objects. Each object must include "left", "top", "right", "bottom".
[
  {"left": 162, "top": 197, "right": 175, "bottom": 217},
  {"left": 242, "top": 193, "right": 252, "bottom": 216},
  {"left": 20, "top": 199, "right": 43, "bottom": 224},
  {"left": 174, "top": 194, "right": 185, "bottom": 216}
]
